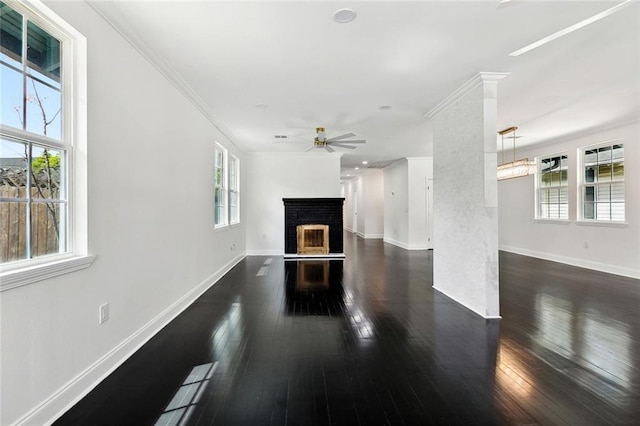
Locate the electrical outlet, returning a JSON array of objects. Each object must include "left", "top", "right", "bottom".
[{"left": 99, "top": 303, "right": 109, "bottom": 324}]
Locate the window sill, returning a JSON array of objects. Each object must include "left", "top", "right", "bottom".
[
  {"left": 534, "top": 219, "right": 570, "bottom": 225},
  {"left": 214, "top": 224, "right": 229, "bottom": 232},
  {"left": 0, "top": 254, "right": 96, "bottom": 292},
  {"left": 576, "top": 220, "right": 628, "bottom": 228}
]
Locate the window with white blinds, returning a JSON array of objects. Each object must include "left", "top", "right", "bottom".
[{"left": 581, "top": 142, "right": 624, "bottom": 222}]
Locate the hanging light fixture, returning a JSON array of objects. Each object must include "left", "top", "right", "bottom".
[{"left": 497, "top": 126, "right": 536, "bottom": 180}]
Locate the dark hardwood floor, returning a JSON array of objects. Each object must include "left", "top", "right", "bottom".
[{"left": 55, "top": 233, "right": 640, "bottom": 425}]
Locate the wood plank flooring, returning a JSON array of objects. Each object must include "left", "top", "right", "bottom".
[{"left": 55, "top": 233, "right": 640, "bottom": 425}]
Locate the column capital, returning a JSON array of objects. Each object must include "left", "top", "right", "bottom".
[{"left": 424, "top": 72, "right": 509, "bottom": 119}]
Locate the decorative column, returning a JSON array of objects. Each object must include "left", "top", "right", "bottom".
[{"left": 425, "top": 72, "right": 508, "bottom": 318}]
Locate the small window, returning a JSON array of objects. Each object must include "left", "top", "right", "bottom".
[
  {"left": 537, "top": 154, "right": 568, "bottom": 220},
  {"left": 228, "top": 154, "right": 239, "bottom": 224},
  {"left": 214, "top": 144, "right": 227, "bottom": 227},
  {"left": 581, "top": 142, "right": 624, "bottom": 221}
]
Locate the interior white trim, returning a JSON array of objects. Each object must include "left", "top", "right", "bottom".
[
  {"left": 246, "top": 249, "right": 284, "bottom": 256},
  {"left": 384, "top": 237, "right": 409, "bottom": 250},
  {"left": 384, "top": 237, "right": 430, "bottom": 251},
  {"left": 359, "top": 233, "right": 384, "bottom": 239},
  {"left": 424, "top": 72, "right": 509, "bottom": 119},
  {"left": 13, "top": 253, "right": 245, "bottom": 426},
  {"left": 0, "top": 254, "right": 96, "bottom": 292},
  {"left": 575, "top": 220, "right": 628, "bottom": 228},
  {"left": 432, "top": 287, "right": 502, "bottom": 320},
  {"left": 500, "top": 245, "right": 639, "bottom": 279},
  {"left": 85, "top": 0, "right": 239, "bottom": 150}
]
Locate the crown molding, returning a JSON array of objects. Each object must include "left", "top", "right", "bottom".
[
  {"left": 86, "top": 1, "right": 240, "bottom": 151},
  {"left": 424, "top": 72, "right": 509, "bottom": 119}
]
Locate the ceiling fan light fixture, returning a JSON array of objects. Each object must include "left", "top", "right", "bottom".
[{"left": 333, "top": 8, "right": 357, "bottom": 24}]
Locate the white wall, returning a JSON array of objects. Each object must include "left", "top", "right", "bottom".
[
  {"left": 341, "top": 170, "right": 384, "bottom": 238},
  {"left": 0, "top": 2, "right": 246, "bottom": 424},
  {"left": 383, "top": 160, "right": 409, "bottom": 246},
  {"left": 499, "top": 121, "right": 640, "bottom": 278},
  {"left": 342, "top": 180, "right": 355, "bottom": 232},
  {"left": 245, "top": 152, "right": 341, "bottom": 254},
  {"left": 354, "top": 169, "right": 384, "bottom": 239},
  {"left": 407, "top": 158, "right": 434, "bottom": 249},
  {"left": 383, "top": 158, "right": 433, "bottom": 249},
  {"left": 343, "top": 178, "right": 359, "bottom": 234}
]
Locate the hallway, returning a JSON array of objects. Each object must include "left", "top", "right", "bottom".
[{"left": 56, "top": 234, "right": 640, "bottom": 425}]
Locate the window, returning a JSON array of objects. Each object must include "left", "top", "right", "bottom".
[
  {"left": 581, "top": 142, "right": 624, "bottom": 221},
  {"left": 214, "top": 143, "right": 227, "bottom": 227},
  {"left": 228, "top": 154, "right": 239, "bottom": 224},
  {"left": 1, "top": 1, "right": 90, "bottom": 289},
  {"left": 537, "top": 154, "right": 568, "bottom": 220}
]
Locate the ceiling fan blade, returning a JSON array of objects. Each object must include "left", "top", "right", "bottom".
[
  {"left": 333, "top": 139, "right": 366, "bottom": 144},
  {"left": 305, "top": 146, "right": 316, "bottom": 152},
  {"left": 325, "top": 145, "right": 335, "bottom": 153},
  {"left": 327, "top": 142, "right": 358, "bottom": 149},
  {"left": 327, "top": 132, "right": 356, "bottom": 142}
]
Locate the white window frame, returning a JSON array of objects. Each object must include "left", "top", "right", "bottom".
[
  {"left": 0, "top": 0, "right": 92, "bottom": 291},
  {"left": 535, "top": 152, "right": 569, "bottom": 221},
  {"left": 578, "top": 140, "right": 625, "bottom": 224},
  {"left": 214, "top": 143, "right": 228, "bottom": 228},
  {"left": 228, "top": 154, "right": 239, "bottom": 225}
]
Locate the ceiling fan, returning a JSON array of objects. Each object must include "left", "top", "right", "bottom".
[{"left": 306, "top": 127, "right": 366, "bottom": 152}]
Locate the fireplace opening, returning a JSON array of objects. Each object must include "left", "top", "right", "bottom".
[{"left": 297, "top": 224, "right": 329, "bottom": 255}]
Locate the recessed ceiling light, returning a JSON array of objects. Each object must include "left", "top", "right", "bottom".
[
  {"left": 379, "top": 105, "right": 392, "bottom": 110},
  {"left": 333, "top": 8, "right": 357, "bottom": 24},
  {"left": 509, "top": 0, "right": 631, "bottom": 57},
  {"left": 362, "top": 161, "right": 368, "bottom": 165},
  {"left": 355, "top": 167, "right": 360, "bottom": 170}
]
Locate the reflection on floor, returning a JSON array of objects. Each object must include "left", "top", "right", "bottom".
[{"left": 55, "top": 234, "right": 640, "bottom": 425}]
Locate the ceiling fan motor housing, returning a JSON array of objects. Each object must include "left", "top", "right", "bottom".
[{"left": 315, "top": 127, "right": 327, "bottom": 145}]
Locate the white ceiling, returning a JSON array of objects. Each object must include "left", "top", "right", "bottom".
[{"left": 88, "top": 0, "right": 640, "bottom": 177}]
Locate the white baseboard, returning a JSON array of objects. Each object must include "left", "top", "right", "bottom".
[
  {"left": 432, "top": 286, "right": 502, "bottom": 320},
  {"left": 500, "top": 245, "right": 639, "bottom": 279},
  {"left": 383, "top": 238, "right": 431, "bottom": 251},
  {"left": 16, "top": 253, "right": 246, "bottom": 426},
  {"left": 360, "top": 233, "right": 383, "bottom": 239},
  {"left": 384, "top": 237, "right": 409, "bottom": 249},
  {"left": 246, "top": 249, "right": 283, "bottom": 256},
  {"left": 344, "top": 227, "right": 354, "bottom": 233}
]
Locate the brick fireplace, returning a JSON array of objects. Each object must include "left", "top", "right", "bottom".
[{"left": 283, "top": 198, "right": 345, "bottom": 257}]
